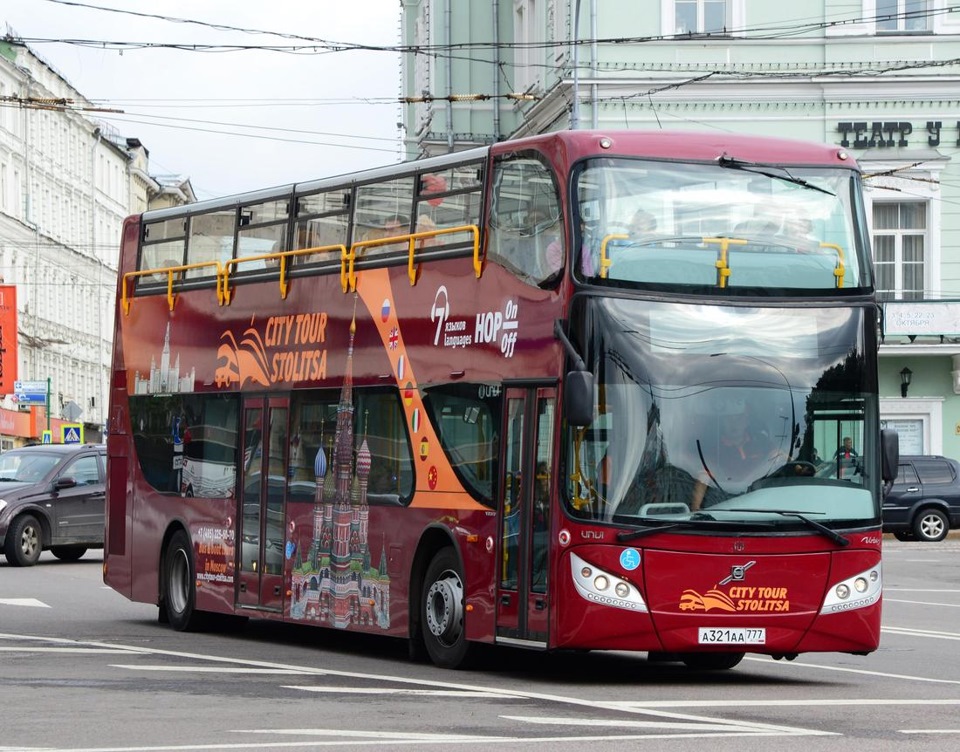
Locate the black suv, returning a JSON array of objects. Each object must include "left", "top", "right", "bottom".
[
  {"left": 0, "top": 444, "right": 106, "bottom": 566},
  {"left": 883, "top": 455, "right": 960, "bottom": 542}
]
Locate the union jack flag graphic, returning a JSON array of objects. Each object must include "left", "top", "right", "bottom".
[{"left": 388, "top": 326, "right": 399, "bottom": 349}]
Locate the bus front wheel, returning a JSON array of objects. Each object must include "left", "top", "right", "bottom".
[
  {"left": 421, "top": 548, "right": 473, "bottom": 669},
  {"left": 163, "top": 529, "right": 205, "bottom": 631}
]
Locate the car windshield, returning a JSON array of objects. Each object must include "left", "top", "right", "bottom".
[
  {"left": 0, "top": 452, "right": 62, "bottom": 482},
  {"left": 573, "top": 158, "right": 868, "bottom": 294},
  {"left": 563, "top": 298, "right": 880, "bottom": 530}
]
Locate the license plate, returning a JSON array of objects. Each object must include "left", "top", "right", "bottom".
[{"left": 698, "top": 627, "right": 766, "bottom": 645}]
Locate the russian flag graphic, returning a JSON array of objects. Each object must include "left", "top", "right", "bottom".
[{"left": 381, "top": 298, "right": 391, "bottom": 322}]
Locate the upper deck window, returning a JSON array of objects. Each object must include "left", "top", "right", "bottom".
[
  {"left": 573, "top": 157, "right": 869, "bottom": 295},
  {"left": 488, "top": 153, "right": 563, "bottom": 287}
]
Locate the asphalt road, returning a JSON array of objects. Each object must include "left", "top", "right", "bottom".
[{"left": 1, "top": 536, "right": 958, "bottom": 752}]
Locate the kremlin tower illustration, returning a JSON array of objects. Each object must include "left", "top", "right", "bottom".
[{"left": 289, "top": 307, "right": 391, "bottom": 629}]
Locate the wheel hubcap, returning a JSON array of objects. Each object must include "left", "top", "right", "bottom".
[
  {"left": 168, "top": 549, "right": 190, "bottom": 614},
  {"left": 20, "top": 525, "right": 39, "bottom": 558},
  {"left": 920, "top": 515, "right": 944, "bottom": 540},
  {"left": 425, "top": 569, "right": 464, "bottom": 646}
]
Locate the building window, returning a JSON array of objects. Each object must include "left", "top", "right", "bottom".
[
  {"left": 876, "top": 0, "right": 931, "bottom": 33},
  {"left": 675, "top": 0, "right": 727, "bottom": 34},
  {"left": 873, "top": 202, "right": 926, "bottom": 301}
]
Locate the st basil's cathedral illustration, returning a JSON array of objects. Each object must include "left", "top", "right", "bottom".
[{"left": 289, "top": 309, "right": 391, "bottom": 629}]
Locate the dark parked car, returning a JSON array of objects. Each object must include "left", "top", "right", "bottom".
[
  {"left": 0, "top": 443, "right": 106, "bottom": 566},
  {"left": 883, "top": 454, "right": 960, "bottom": 542}
]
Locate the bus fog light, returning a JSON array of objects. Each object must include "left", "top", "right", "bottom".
[
  {"left": 854, "top": 577, "right": 868, "bottom": 593},
  {"left": 869, "top": 570, "right": 879, "bottom": 582},
  {"left": 594, "top": 575, "right": 609, "bottom": 591},
  {"left": 581, "top": 567, "right": 593, "bottom": 578},
  {"left": 615, "top": 582, "right": 630, "bottom": 598},
  {"left": 835, "top": 583, "right": 850, "bottom": 600}
]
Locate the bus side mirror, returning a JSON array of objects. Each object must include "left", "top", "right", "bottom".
[
  {"left": 880, "top": 428, "right": 899, "bottom": 483},
  {"left": 565, "top": 370, "right": 594, "bottom": 427}
]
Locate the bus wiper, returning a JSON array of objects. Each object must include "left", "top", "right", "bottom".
[
  {"left": 616, "top": 517, "right": 773, "bottom": 542},
  {"left": 717, "top": 155, "right": 836, "bottom": 197},
  {"left": 617, "top": 523, "right": 684, "bottom": 542},
  {"left": 726, "top": 508, "right": 850, "bottom": 547}
]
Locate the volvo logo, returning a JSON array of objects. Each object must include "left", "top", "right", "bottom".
[{"left": 719, "top": 560, "right": 756, "bottom": 585}]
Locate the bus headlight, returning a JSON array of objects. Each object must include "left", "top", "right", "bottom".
[
  {"left": 570, "top": 552, "right": 647, "bottom": 613},
  {"left": 820, "top": 564, "right": 882, "bottom": 614}
]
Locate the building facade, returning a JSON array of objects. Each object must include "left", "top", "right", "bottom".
[
  {"left": 0, "top": 37, "right": 192, "bottom": 446},
  {"left": 401, "top": 0, "right": 960, "bottom": 456}
]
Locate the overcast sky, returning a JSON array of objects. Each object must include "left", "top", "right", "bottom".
[{"left": 3, "top": 0, "right": 403, "bottom": 200}]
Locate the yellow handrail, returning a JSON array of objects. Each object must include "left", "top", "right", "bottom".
[
  {"left": 819, "top": 242, "right": 846, "bottom": 288},
  {"left": 598, "top": 234, "right": 627, "bottom": 278},
  {"left": 121, "top": 261, "right": 223, "bottom": 315},
  {"left": 222, "top": 244, "right": 347, "bottom": 303},
  {"left": 702, "top": 237, "right": 748, "bottom": 288},
  {"left": 347, "top": 224, "right": 480, "bottom": 291}
]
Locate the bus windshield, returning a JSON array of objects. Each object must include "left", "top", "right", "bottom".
[
  {"left": 565, "top": 298, "right": 879, "bottom": 529},
  {"left": 574, "top": 158, "right": 868, "bottom": 293}
]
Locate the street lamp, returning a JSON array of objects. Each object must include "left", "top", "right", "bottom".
[{"left": 900, "top": 366, "right": 913, "bottom": 398}]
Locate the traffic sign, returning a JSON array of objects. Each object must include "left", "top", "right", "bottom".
[
  {"left": 13, "top": 392, "right": 46, "bottom": 404},
  {"left": 61, "top": 424, "right": 84, "bottom": 444},
  {"left": 14, "top": 380, "right": 47, "bottom": 393}
]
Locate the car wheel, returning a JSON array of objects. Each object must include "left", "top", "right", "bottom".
[
  {"left": 163, "top": 529, "right": 206, "bottom": 631},
  {"left": 913, "top": 508, "right": 949, "bottom": 542},
  {"left": 421, "top": 548, "right": 474, "bottom": 669},
  {"left": 4, "top": 514, "right": 43, "bottom": 567},
  {"left": 892, "top": 531, "right": 914, "bottom": 542},
  {"left": 682, "top": 652, "right": 745, "bottom": 671},
  {"left": 50, "top": 546, "right": 87, "bottom": 562}
]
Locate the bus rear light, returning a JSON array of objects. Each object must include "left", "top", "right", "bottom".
[
  {"left": 820, "top": 565, "right": 882, "bottom": 615},
  {"left": 570, "top": 552, "right": 647, "bottom": 613}
]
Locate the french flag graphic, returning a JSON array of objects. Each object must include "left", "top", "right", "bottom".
[{"left": 396, "top": 354, "right": 405, "bottom": 381}]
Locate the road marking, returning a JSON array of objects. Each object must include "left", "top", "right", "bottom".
[
  {"left": 112, "top": 665, "right": 314, "bottom": 675},
  {"left": 286, "top": 686, "right": 514, "bottom": 697},
  {"left": 0, "top": 597, "right": 49, "bottom": 608},
  {"left": 609, "top": 699, "right": 960, "bottom": 708},
  {"left": 0, "top": 647, "right": 141, "bottom": 654},
  {"left": 744, "top": 655, "right": 960, "bottom": 684},
  {"left": 883, "top": 626, "right": 960, "bottom": 640},
  {"left": 900, "top": 730, "right": 960, "bottom": 735},
  {"left": 885, "top": 598, "right": 960, "bottom": 609},
  {"left": 501, "top": 715, "right": 833, "bottom": 736},
  {"left": 1, "top": 632, "right": 829, "bottom": 742}
]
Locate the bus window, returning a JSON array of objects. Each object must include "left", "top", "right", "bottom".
[
  {"left": 489, "top": 154, "right": 562, "bottom": 287},
  {"left": 412, "top": 164, "right": 485, "bottom": 252},
  {"left": 421, "top": 383, "right": 502, "bottom": 507},
  {"left": 288, "top": 389, "right": 414, "bottom": 506},
  {"left": 186, "top": 209, "right": 237, "bottom": 280},
  {"left": 141, "top": 218, "right": 187, "bottom": 278},
  {"left": 234, "top": 198, "right": 290, "bottom": 274},
  {"left": 354, "top": 176, "right": 416, "bottom": 255}
]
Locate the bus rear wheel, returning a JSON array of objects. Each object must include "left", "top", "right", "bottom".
[
  {"left": 51, "top": 546, "right": 87, "bottom": 562},
  {"left": 682, "top": 652, "right": 745, "bottom": 671},
  {"left": 163, "top": 529, "right": 206, "bottom": 631},
  {"left": 421, "top": 548, "right": 473, "bottom": 669}
]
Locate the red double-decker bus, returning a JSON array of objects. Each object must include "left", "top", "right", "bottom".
[{"left": 104, "top": 130, "right": 898, "bottom": 670}]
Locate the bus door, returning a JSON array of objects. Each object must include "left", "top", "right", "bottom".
[
  {"left": 237, "top": 396, "right": 289, "bottom": 612},
  {"left": 496, "top": 386, "right": 556, "bottom": 647}
]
